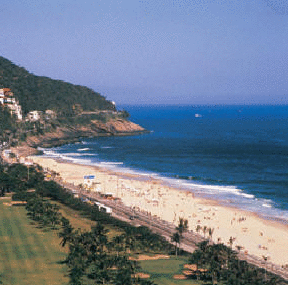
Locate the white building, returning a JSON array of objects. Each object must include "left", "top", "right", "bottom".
[
  {"left": 0, "top": 88, "right": 23, "bottom": 121},
  {"left": 26, "top": 110, "right": 42, "bottom": 122},
  {"left": 45, "top": 109, "right": 57, "bottom": 120},
  {"left": 8, "top": 102, "right": 22, "bottom": 121}
]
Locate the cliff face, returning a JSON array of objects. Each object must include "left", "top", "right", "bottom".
[{"left": 25, "top": 119, "right": 147, "bottom": 148}]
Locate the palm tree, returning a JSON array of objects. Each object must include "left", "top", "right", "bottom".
[
  {"left": 58, "top": 217, "right": 75, "bottom": 247},
  {"left": 235, "top": 245, "right": 244, "bottom": 272},
  {"left": 171, "top": 218, "right": 188, "bottom": 257},
  {"left": 113, "top": 255, "right": 139, "bottom": 285},
  {"left": 208, "top": 227, "right": 214, "bottom": 241},
  {"left": 202, "top": 225, "right": 207, "bottom": 238},
  {"left": 171, "top": 232, "right": 181, "bottom": 257},
  {"left": 176, "top": 217, "right": 188, "bottom": 235},
  {"left": 112, "top": 235, "right": 125, "bottom": 257},
  {"left": 262, "top": 255, "right": 268, "bottom": 281}
]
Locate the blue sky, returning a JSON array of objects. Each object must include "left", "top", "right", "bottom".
[{"left": 1, "top": 0, "right": 288, "bottom": 105}]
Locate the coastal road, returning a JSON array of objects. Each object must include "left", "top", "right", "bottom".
[{"left": 57, "top": 179, "right": 288, "bottom": 281}]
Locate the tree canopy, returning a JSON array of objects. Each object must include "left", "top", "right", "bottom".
[{"left": 0, "top": 56, "right": 116, "bottom": 115}]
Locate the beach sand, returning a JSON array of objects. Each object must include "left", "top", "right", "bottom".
[{"left": 28, "top": 155, "right": 288, "bottom": 267}]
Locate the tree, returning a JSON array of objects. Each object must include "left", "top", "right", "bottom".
[
  {"left": 112, "top": 235, "right": 125, "bottom": 257},
  {"left": 262, "top": 255, "right": 268, "bottom": 282},
  {"left": 176, "top": 217, "right": 188, "bottom": 235},
  {"left": 202, "top": 225, "right": 207, "bottom": 239},
  {"left": 171, "top": 232, "right": 181, "bottom": 257},
  {"left": 0, "top": 171, "right": 11, "bottom": 196},
  {"left": 208, "top": 227, "right": 214, "bottom": 241},
  {"left": 171, "top": 218, "right": 188, "bottom": 257},
  {"left": 189, "top": 241, "right": 238, "bottom": 284}
]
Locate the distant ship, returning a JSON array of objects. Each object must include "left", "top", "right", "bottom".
[{"left": 195, "top": 114, "right": 202, "bottom": 118}]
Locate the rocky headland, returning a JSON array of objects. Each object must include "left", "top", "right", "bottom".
[{"left": 11, "top": 119, "right": 147, "bottom": 157}]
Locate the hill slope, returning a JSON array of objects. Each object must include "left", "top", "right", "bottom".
[
  {"left": 0, "top": 56, "right": 147, "bottom": 149},
  {"left": 0, "top": 56, "right": 115, "bottom": 115}
]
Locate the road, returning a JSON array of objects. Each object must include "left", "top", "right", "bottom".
[{"left": 58, "top": 179, "right": 288, "bottom": 281}]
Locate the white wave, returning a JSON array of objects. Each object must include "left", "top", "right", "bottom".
[
  {"left": 43, "top": 149, "right": 63, "bottom": 158},
  {"left": 60, "top": 156, "right": 74, "bottom": 161},
  {"left": 77, "top": 148, "right": 90, "bottom": 151},
  {"left": 70, "top": 158, "right": 92, "bottom": 164},
  {"left": 240, "top": 193, "right": 255, "bottom": 199},
  {"left": 101, "top": 146, "right": 114, "bottom": 149},
  {"left": 64, "top": 152, "right": 83, "bottom": 157},
  {"left": 262, "top": 203, "right": 272, "bottom": 208},
  {"left": 100, "top": 162, "right": 123, "bottom": 165},
  {"left": 60, "top": 152, "right": 98, "bottom": 157},
  {"left": 195, "top": 184, "right": 241, "bottom": 194}
]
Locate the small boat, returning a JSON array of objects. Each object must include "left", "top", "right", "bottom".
[{"left": 195, "top": 114, "right": 202, "bottom": 118}]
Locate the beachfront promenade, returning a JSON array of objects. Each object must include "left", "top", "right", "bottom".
[
  {"left": 56, "top": 178, "right": 288, "bottom": 281},
  {"left": 7, "top": 150, "right": 287, "bottom": 281}
]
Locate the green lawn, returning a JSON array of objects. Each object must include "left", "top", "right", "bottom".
[
  {"left": 0, "top": 195, "right": 208, "bottom": 285},
  {"left": 140, "top": 257, "right": 204, "bottom": 285},
  {"left": 53, "top": 200, "right": 123, "bottom": 240},
  {"left": 0, "top": 197, "right": 68, "bottom": 285}
]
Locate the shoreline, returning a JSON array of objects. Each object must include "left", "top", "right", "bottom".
[
  {"left": 25, "top": 154, "right": 288, "bottom": 268},
  {"left": 41, "top": 148, "right": 288, "bottom": 227}
]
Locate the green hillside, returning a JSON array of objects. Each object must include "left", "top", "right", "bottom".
[{"left": 0, "top": 56, "right": 115, "bottom": 116}]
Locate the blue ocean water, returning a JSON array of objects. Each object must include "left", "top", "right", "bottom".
[{"left": 43, "top": 105, "right": 288, "bottom": 221}]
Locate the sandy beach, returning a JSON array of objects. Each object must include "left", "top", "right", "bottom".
[{"left": 25, "top": 155, "right": 288, "bottom": 267}]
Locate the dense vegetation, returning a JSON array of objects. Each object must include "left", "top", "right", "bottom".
[
  {"left": 188, "top": 240, "right": 288, "bottom": 285},
  {"left": 0, "top": 107, "right": 17, "bottom": 135},
  {"left": 0, "top": 56, "right": 115, "bottom": 115},
  {"left": 0, "top": 161, "right": 171, "bottom": 284},
  {"left": 0, "top": 56, "right": 135, "bottom": 149},
  {"left": 0, "top": 160, "right": 288, "bottom": 284}
]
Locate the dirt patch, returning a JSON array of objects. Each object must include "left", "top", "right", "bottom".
[
  {"left": 183, "top": 270, "right": 195, "bottom": 276},
  {"left": 129, "top": 254, "right": 170, "bottom": 261},
  {"left": 184, "top": 264, "right": 197, "bottom": 271},
  {"left": 133, "top": 272, "right": 150, "bottom": 279},
  {"left": 173, "top": 274, "right": 187, "bottom": 280}
]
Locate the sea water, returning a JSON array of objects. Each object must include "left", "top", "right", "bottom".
[{"left": 43, "top": 105, "right": 288, "bottom": 222}]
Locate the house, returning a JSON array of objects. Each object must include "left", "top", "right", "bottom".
[
  {"left": 45, "top": 109, "right": 57, "bottom": 120},
  {"left": 0, "top": 88, "right": 23, "bottom": 121},
  {"left": 26, "top": 110, "right": 42, "bottom": 122},
  {"left": 8, "top": 103, "right": 22, "bottom": 121}
]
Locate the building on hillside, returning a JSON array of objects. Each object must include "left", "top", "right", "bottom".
[
  {"left": 0, "top": 90, "right": 4, "bottom": 105},
  {"left": 26, "top": 110, "right": 42, "bottom": 122},
  {"left": 8, "top": 102, "right": 22, "bottom": 121},
  {"left": 45, "top": 109, "right": 57, "bottom": 120},
  {"left": 0, "top": 88, "right": 23, "bottom": 121}
]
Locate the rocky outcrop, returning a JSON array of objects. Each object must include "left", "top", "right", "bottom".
[
  {"left": 91, "top": 119, "right": 146, "bottom": 134},
  {"left": 25, "top": 119, "right": 148, "bottom": 148}
]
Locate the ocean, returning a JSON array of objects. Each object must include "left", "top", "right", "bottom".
[{"left": 42, "top": 105, "right": 288, "bottom": 222}]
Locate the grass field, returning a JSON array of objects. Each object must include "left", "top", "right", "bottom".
[
  {"left": 0, "top": 196, "right": 68, "bottom": 285},
  {"left": 0, "top": 195, "right": 204, "bottom": 285},
  {"left": 140, "top": 256, "right": 204, "bottom": 285},
  {"left": 53, "top": 200, "right": 123, "bottom": 240}
]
